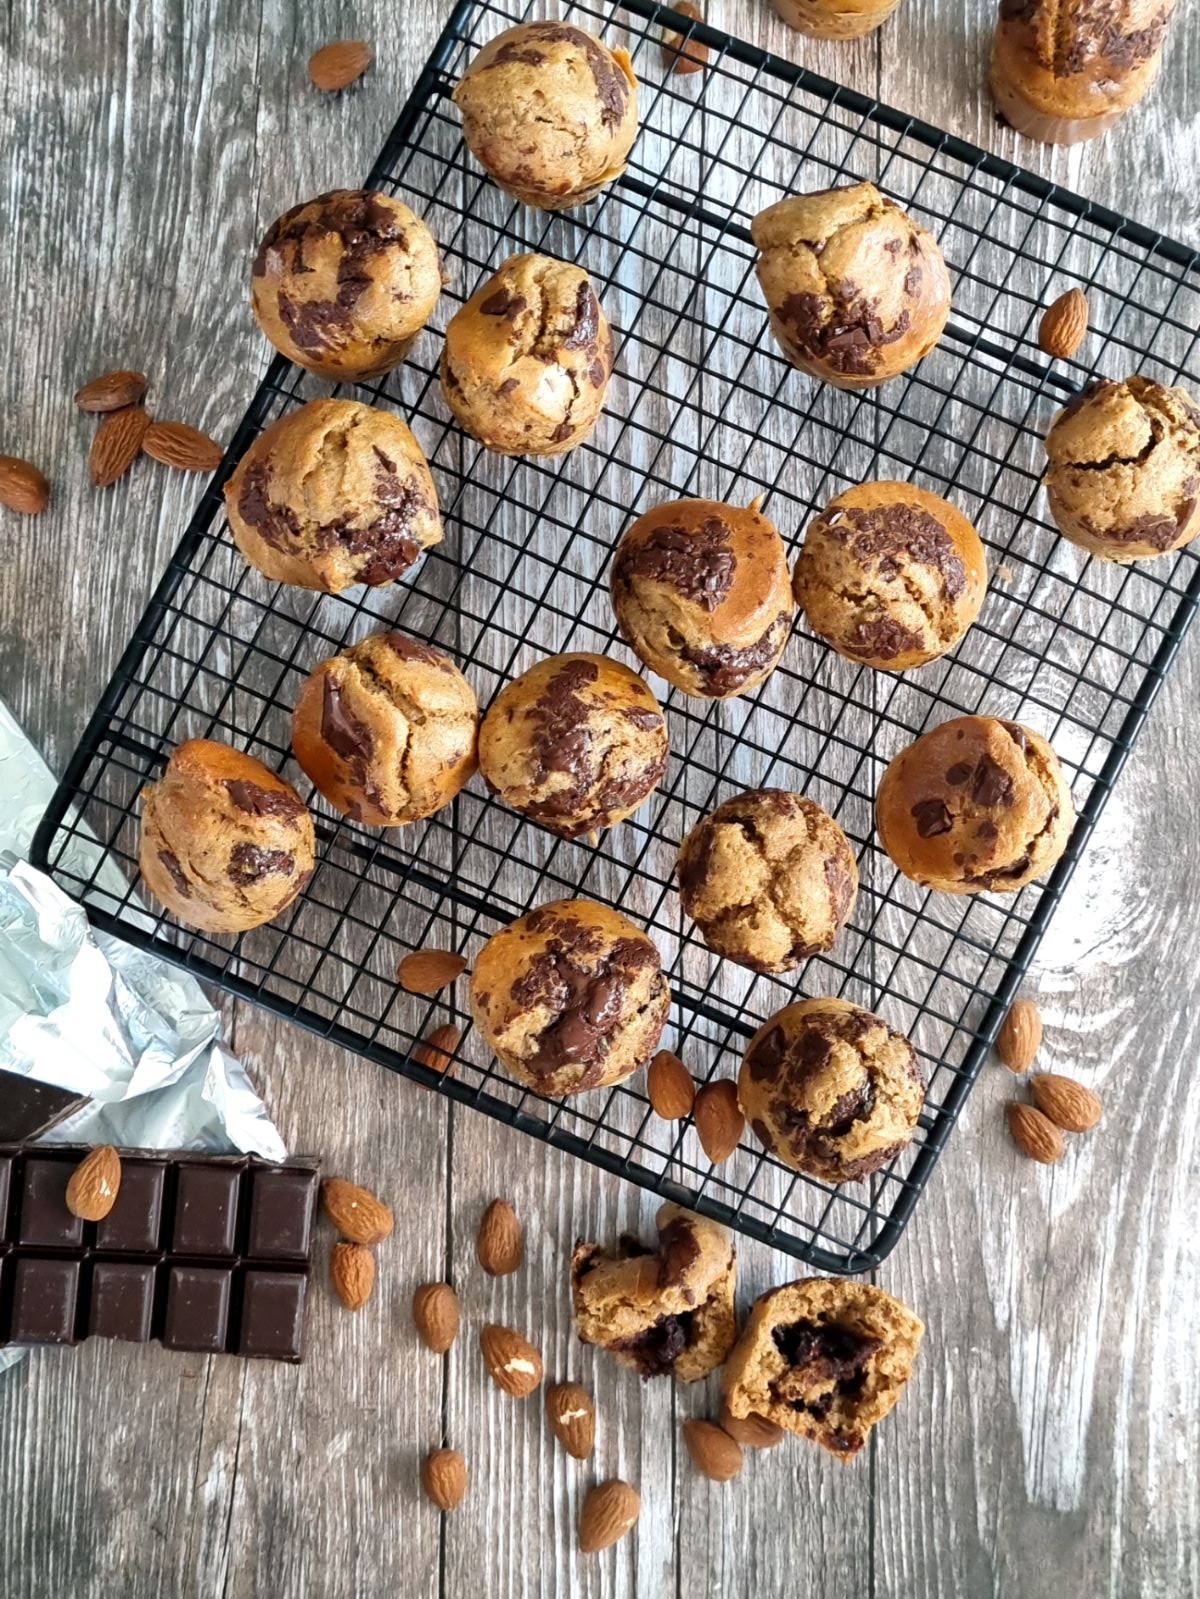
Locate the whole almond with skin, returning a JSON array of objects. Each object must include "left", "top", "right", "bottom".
[
  {"left": 74, "top": 370, "right": 147, "bottom": 412},
  {"left": 397, "top": 948, "right": 468, "bottom": 994},
  {"left": 661, "top": 1, "right": 708, "bottom": 75},
  {"left": 321, "top": 1176, "right": 394, "bottom": 1244},
  {"left": 0, "top": 456, "right": 49, "bottom": 515},
  {"left": 1038, "top": 288, "right": 1089, "bottom": 359},
  {"left": 412, "top": 1282, "right": 460, "bottom": 1352},
  {"left": 142, "top": 420, "right": 223, "bottom": 472},
  {"left": 648, "top": 1049, "right": 695, "bottom": 1120},
  {"left": 996, "top": 998, "right": 1042, "bottom": 1073},
  {"left": 682, "top": 1419, "right": 743, "bottom": 1482},
  {"left": 693, "top": 1078, "right": 744, "bottom": 1163},
  {"left": 413, "top": 1023, "right": 459, "bottom": 1076},
  {"left": 1031, "top": 1073, "right": 1102, "bottom": 1133},
  {"left": 579, "top": 1480, "right": 640, "bottom": 1554},
  {"left": 546, "top": 1382, "right": 596, "bottom": 1460},
  {"left": 65, "top": 1146, "right": 121, "bottom": 1221},
  {"left": 480, "top": 1323, "right": 543, "bottom": 1398},
  {"left": 330, "top": 1241, "right": 375, "bottom": 1310},
  {"left": 1006, "top": 1102, "right": 1064, "bottom": 1164},
  {"left": 90, "top": 405, "right": 149, "bottom": 486},
  {"left": 718, "top": 1400, "right": 784, "bottom": 1449},
  {"left": 476, "top": 1197, "right": 523, "bottom": 1276},
  {"left": 421, "top": 1448, "right": 467, "bottom": 1512},
  {"left": 308, "top": 39, "right": 373, "bottom": 91}
]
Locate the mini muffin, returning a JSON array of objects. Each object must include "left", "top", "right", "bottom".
[
  {"left": 770, "top": 0, "right": 902, "bottom": 37},
  {"left": 468, "top": 898, "right": 670, "bottom": 1095},
  {"left": 723, "top": 1278, "right": 924, "bottom": 1460},
  {"left": 571, "top": 1204, "right": 736, "bottom": 1382},
  {"left": 452, "top": 22, "right": 638, "bottom": 210},
  {"left": 752, "top": 182, "right": 951, "bottom": 390},
  {"left": 739, "top": 999, "right": 924, "bottom": 1183},
  {"left": 478, "top": 653, "right": 667, "bottom": 841},
  {"left": 793, "top": 481, "right": 987, "bottom": 670},
  {"left": 1043, "top": 376, "right": 1200, "bottom": 561},
  {"left": 251, "top": 189, "right": 441, "bottom": 379},
  {"left": 876, "top": 715, "right": 1075, "bottom": 895},
  {"left": 139, "top": 740, "right": 315, "bottom": 935},
  {"left": 224, "top": 399, "right": 441, "bottom": 593},
  {"left": 440, "top": 254, "right": 614, "bottom": 457},
  {"left": 291, "top": 631, "right": 478, "bottom": 826},
  {"left": 677, "top": 790, "right": 858, "bottom": 974},
  {"left": 610, "top": 498, "right": 794, "bottom": 698}
]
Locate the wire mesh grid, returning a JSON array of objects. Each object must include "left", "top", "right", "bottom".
[{"left": 30, "top": 0, "right": 1200, "bottom": 1272}]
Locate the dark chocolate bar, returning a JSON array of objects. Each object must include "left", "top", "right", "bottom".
[
  {"left": 0, "top": 1072, "right": 87, "bottom": 1143},
  {"left": 0, "top": 1144, "right": 319, "bottom": 1362}
]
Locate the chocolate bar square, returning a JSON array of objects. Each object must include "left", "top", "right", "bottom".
[
  {"left": 96, "top": 1160, "right": 167, "bottom": 1254},
  {"left": 18, "top": 1157, "right": 83, "bottom": 1249},
  {"left": 162, "top": 1264, "right": 232, "bottom": 1353},
  {"left": 246, "top": 1168, "right": 318, "bottom": 1262},
  {"left": 0, "top": 1073, "right": 86, "bottom": 1142},
  {"left": 12, "top": 1257, "right": 80, "bottom": 1343},
  {"left": 89, "top": 1261, "right": 157, "bottom": 1342},
  {"left": 173, "top": 1165, "right": 240, "bottom": 1257},
  {"left": 238, "top": 1270, "right": 307, "bottom": 1361}
]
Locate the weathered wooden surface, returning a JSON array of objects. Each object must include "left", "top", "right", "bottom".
[{"left": 1, "top": 2, "right": 1198, "bottom": 1595}]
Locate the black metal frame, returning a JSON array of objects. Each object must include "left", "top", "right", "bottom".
[{"left": 30, "top": 0, "right": 1200, "bottom": 1272}]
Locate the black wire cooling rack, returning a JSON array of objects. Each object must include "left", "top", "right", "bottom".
[{"left": 31, "top": 0, "right": 1200, "bottom": 1273}]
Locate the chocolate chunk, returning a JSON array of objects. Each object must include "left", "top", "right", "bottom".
[
  {"left": 910, "top": 798, "right": 952, "bottom": 838},
  {"left": 158, "top": 848, "right": 192, "bottom": 898},
  {"left": 822, "top": 1078, "right": 875, "bottom": 1136},
  {"left": 224, "top": 779, "right": 304, "bottom": 823},
  {"left": 970, "top": 754, "right": 1015, "bottom": 808},
  {"left": 479, "top": 288, "right": 527, "bottom": 319},
  {"left": 615, "top": 1311, "right": 691, "bottom": 1376},
  {"left": 562, "top": 281, "right": 600, "bottom": 350},
  {"left": 679, "top": 609, "right": 791, "bottom": 695},
  {"left": 825, "top": 502, "right": 966, "bottom": 602},
  {"left": 614, "top": 516, "right": 736, "bottom": 612},
  {"left": 237, "top": 459, "right": 303, "bottom": 552},
  {"left": 748, "top": 1025, "right": 788, "bottom": 1080},
  {"left": 321, "top": 676, "right": 374, "bottom": 765},
  {"left": 846, "top": 615, "right": 925, "bottom": 662},
  {"left": 228, "top": 843, "right": 295, "bottom": 886},
  {"left": 531, "top": 658, "right": 597, "bottom": 783},
  {"left": 945, "top": 762, "right": 973, "bottom": 785},
  {"left": 771, "top": 1318, "right": 881, "bottom": 1386},
  {"left": 656, "top": 1218, "right": 702, "bottom": 1288}
]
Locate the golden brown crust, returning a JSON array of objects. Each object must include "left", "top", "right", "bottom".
[{"left": 769, "top": 0, "right": 902, "bottom": 37}]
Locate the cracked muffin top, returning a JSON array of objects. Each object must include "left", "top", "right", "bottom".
[
  {"left": 752, "top": 181, "right": 951, "bottom": 391},
  {"left": 468, "top": 898, "right": 670, "bottom": 1096},
  {"left": 875, "top": 715, "right": 1075, "bottom": 894},
  {"left": 610, "top": 497, "right": 795, "bottom": 699},
  {"left": 452, "top": 22, "right": 638, "bottom": 210},
  {"left": 738, "top": 999, "right": 924, "bottom": 1183},
  {"left": 793, "top": 480, "right": 988, "bottom": 670},
  {"left": 224, "top": 399, "right": 442, "bottom": 594},
  {"left": 251, "top": 190, "right": 442, "bottom": 379},
  {"left": 678, "top": 790, "right": 859, "bottom": 974},
  {"left": 1043, "top": 376, "right": 1200, "bottom": 562},
  {"left": 291, "top": 631, "right": 478, "bottom": 827},
  {"left": 440, "top": 254, "right": 614, "bottom": 458}
]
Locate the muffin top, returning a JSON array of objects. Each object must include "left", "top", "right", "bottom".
[{"left": 994, "top": 0, "right": 1178, "bottom": 118}]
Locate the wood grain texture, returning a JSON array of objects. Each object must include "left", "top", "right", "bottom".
[{"left": 1, "top": 1, "right": 1198, "bottom": 1596}]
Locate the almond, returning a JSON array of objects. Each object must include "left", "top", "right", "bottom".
[
  {"left": 480, "top": 1323, "right": 543, "bottom": 1398},
  {"left": 397, "top": 948, "right": 468, "bottom": 994},
  {"left": 421, "top": 1447, "right": 467, "bottom": 1512},
  {"left": 996, "top": 998, "right": 1042, "bottom": 1073},
  {"left": 89, "top": 405, "right": 149, "bottom": 486},
  {"left": 1006, "top": 1102, "right": 1064, "bottom": 1165},
  {"left": 661, "top": 1, "right": 708, "bottom": 75},
  {"left": 682, "top": 1418, "right": 743, "bottom": 1481},
  {"left": 545, "top": 1382, "right": 596, "bottom": 1460},
  {"left": 413, "top": 1023, "right": 459, "bottom": 1076},
  {"left": 321, "top": 1176, "right": 394, "bottom": 1245},
  {"left": 579, "top": 1479, "right": 639, "bottom": 1554},
  {"left": 142, "top": 420, "right": 223, "bottom": 472},
  {"left": 65, "top": 1145, "right": 121, "bottom": 1221},
  {"left": 1031, "top": 1073, "right": 1102, "bottom": 1133},
  {"left": 412, "top": 1282, "right": 460, "bottom": 1353},
  {"left": 647, "top": 1049, "right": 695, "bottom": 1120},
  {"left": 1038, "top": 288, "right": 1088, "bottom": 359},
  {"left": 693, "top": 1079, "right": 744, "bottom": 1164},
  {"left": 308, "top": 39, "right": 373, "bottom": 92},
  {"left": 330, "top": 1241, "right": 375, "bottom": 1310},
  {"left": 718, "top": 1401, "right": 784, "bottom": 1450},
  {"left": 0, "top": 455, "right": 49, "bottom": 515},
  {"left": 476, "top": 1197, "right": 523, "bottom": 1276},
  {"left": 74, "top": 370, "right": 147, "bottom": 412}
]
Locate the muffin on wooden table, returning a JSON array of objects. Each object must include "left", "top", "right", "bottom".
[{"left": 769, "top": 0, "right": 903, "bottom": 39}]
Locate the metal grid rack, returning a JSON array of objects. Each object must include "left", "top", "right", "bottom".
[{"left": 31, "top": 0, "right": 1200, "bottom": 1272}]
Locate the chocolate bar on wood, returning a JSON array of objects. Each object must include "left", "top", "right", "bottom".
[
  {"left": 0, "top": 1144, "right": 319, "bottom": 1362},
  {"left": 0, "top": 1072, "right": 87, "bottom": 1142}
]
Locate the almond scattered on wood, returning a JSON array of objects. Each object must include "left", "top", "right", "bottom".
[
  {"left": 693, "top": 1078, "right": 744, "bottom": 1163},
  {"left": 65, "top": 1146, "right": 121, "bottom": 1221},
  {"left": 412, "top": 1282, "right": 460, "bottom": 1353},
  {"left": 545, "top": 1382, "right": 596, "bottom": 1460},
  {"left": 661, "top": 1, "right": 708, "bottom": 75},
  {"left": 330, "top": 1241, "right": 375, "bottom": 1310},
  {"left": 397, "top": 948, "right": 468, "bottom": 994},
  {"left": 996, "top": 998, "right": 1042, "bottom": 1073},
  {"left": 142, "top": 420, "right": 223, "bottom": 471},
  {"left": 309, "top": 39, "right": 373, "bottom": 92},
  {"left": 1006, "top": 1102, "right": 1064, "bottom": 1165},
  {"left": 480, "top": 1323, "right": 543, "bottom": 1398},
  {"left": 647, "top": 1049, "right": 695, "bottom": 1120},
  {"left": 1030, "top": 1073, "right": 1102, "bottom": 1133},
  {"left": 74, "top": 370, "right": 147, "bottom": 412},
  {"left": 682, "top": 1419, "right": 743, "bottom": 1482},
  {"left": 0, "top": 455, "right": 49, "bottom": 515},
  {"left": 413, "top": 1023, "right": 460, "bottom": 1076},
  {"left": 89, "top": 405, "right": 149, "bottom": 486},
  {"left": 718, "top": 1400, "right": 784, "bottom": 1449},
  {"left": 1038, "top": 288, "right": 1088, "bottom": 359},
  {"left": 421, "top": 1447, "right": 467, "bottom": 1512},
  {"left": 476, "top": 1197, "right": 523, "bottom": 1276},
  {"left": 578, "top": 1479, "right": 639, "bottom": 1554},
  {"left": 321, "top": 1177, "right": 394, "bottom": 1245}
]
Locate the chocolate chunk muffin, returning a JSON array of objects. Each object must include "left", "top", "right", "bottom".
[
  {"left": 770, "top": 0, "right": 902, "bottom": 37},
  {"left": 610, "top": 497, "right": 794, "bottom": 699},
  {"left": 571, "top": 1204, "right": 736, "bottom": 1382},
  {"left": 440, "top": 254, "right": 614, "bottom": 457},
  {"left": 291, "top": 631, "right": 478, "bottom": 827},
  {"left": 723, "top": 1278, "right": 923, "bottom": 1460},
  {"left": 752, "top": 182, "right": 951, "bottom": 390},
  {"left": 991, "top": 0, "right": 1180, "bottom": 146},
  {"left": 223, "top": 399, "right": 441, "bottom": 593},
  {"left": 452, "top": 22, "right": 638, "bottom": 210},
  {"left": 251, "top": 189, "right": 441, "bottom": 380},
  {"left": 1043, "top": 376, "right": 1200, "bottom": 562},
  {"left": 468, "top": 898, "right": 670, "bottom": 1096},
  {"left": 139, "top": 740, "right": 316, "bottom": 935},
  {"left": 677, "top": 790, "right": 858, "bottom": 974},
  {"left": 739, "top": 999, "right": 924, "bottom": 1183},
  {"left": 478, "top": 653, "right": 668, "bottom": 841},
  {"left": 793, "top": 481, "right": 988, "bottom": 670},
  {"left": 875, "top": 715, "right": 1075, "bottom": 894}
]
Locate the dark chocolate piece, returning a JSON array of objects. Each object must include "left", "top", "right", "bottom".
[
  {"left": 18, "top": 1157, "right": 84, "bottom": 1249},
  {"left": 163, "top": 1264, "right": 232, "bottom": 1353},
  {"left": 96, "top": 1160, "right": 166, "bottom": 1253},
  {"left": 12, "top": 1257, "right": 80, "bottom": 1344},
  {"left": 173, "top": 1164, "right": 240, "bottom": 1256},
  {"left": 247, "top": 1169, "right": 317, "bottom": 1261},
  {"left": 0, "top": 1072, "right": 87, "bottom": 1143},
  {"left": 89, "top": 1261, "right": 157, "bottom": 1342},
  {"left": 238, "top": 1270, "right": 308, "bottom": 1360}
]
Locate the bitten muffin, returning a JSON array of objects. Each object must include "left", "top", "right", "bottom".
[
  {"left": 468, "top": 899, "right": 670, "bottom": 1095},
  {"left": 723, "top": 1278, "right": 924, "bottom": 1460},
  {"left": 478, "top": 653, "right": 668, "bottom": 841},
  {"left": 139, "top": 740, "right": 315, "bottom": 935},
  {"left": 571, "top": 1204, "right": 736, "bottom": 1382},
  {"left": 752, "top": 182, "right": 951, "bottom": 390},
  {"left": 610, "top": 498, "right": 794, "bottom": 698},
  {"left": 251, "top": 189, "right": 441, "bottom": 379},
  {"left": 875, "top": 715, "right": 1075, "bottom": 894},
  {"left": 770, "top": 0, "right": 902, "bottom": 38},
  {"left": 990, "top": 0, "right": 1179, "bottom": 146},
  {"left": 739, "top": 999, "right": 924, "bottom": 1183},
  {"left": 452, "top": 22, "right": 638, "bottom": 210},
  {"left": 793, "top": 481, "right": 988, "bottom": 670},
  {"left": 291, "top": 632, "right": 478, "bottom": 826},
  {"left": 223, "top": 399, "right": 442, "bottom": 593},
  {"left": 1043, "top": 376, "right": 1200, "bottom": 562},
  {"left": 677, "top": 790, "right": 858, "bottom": 974},
  {"left": 440, "top": 254, "right": 614, "bottom": 457}
]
